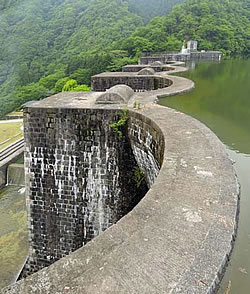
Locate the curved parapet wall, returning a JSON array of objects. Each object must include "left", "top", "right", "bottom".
[
  {"left": 93, "top": 64, "right": 188, "bottom": 93},
  {"left": 122, "top": 64, "right": 177, "bottom": 73},
  {"left": 2, "top": 63, "right": 239, "bottom": 294},
  {"left": 122, "top": 65, "right": 159, "bottom": 72},
  {"left": 91, "top": 73, "right": 172, "bottom": 92},
  {"left": 2, "top": 105, "right": 239, "bottom": 294},
  {"left": 18, "top": 107, "right": 152, "bottom": 278},
  {"left": 139, "top": 56, "right": 166, "bottom": 65}
]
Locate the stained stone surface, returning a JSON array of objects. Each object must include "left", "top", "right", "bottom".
[{"left": 19, "top": 108, "right": 152, "bottom": 278}]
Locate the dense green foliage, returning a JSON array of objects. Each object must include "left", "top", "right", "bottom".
[
  {"left": 0, "top": 0, "right": 249, "bottom": 117},
  {"left": 0, "top": 0, "right": 142, "bottom": 116},
  {"left": 127, "top": 0, "right": 183, "bottom": 23},
  {"left": 109, "top": 109, "right": 128, "bottom": 138},
  {"left": 165, "top": 0, "right": 250, "bottom": 55},
  {"left": 122, "top": 0, "right": 250, "bottom": 56},
  {"left": 62, "top": 79, "right": 90, "bottom": 92}
]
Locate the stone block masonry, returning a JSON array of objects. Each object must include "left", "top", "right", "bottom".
[
  {"left": 91, "top": 74, "right": 172, "bottom": 92},
  {"left": 20, "top": 107, "right": 164, "bottom": 277},
  {"left": 139, "top": 56, "right": 166, "bottom": 65},
  {"left": 122, "top": 64, "right": 172, "bottom": 72},
  {"left": 128, "top": 111, "right": 164, "bottom": 187}
]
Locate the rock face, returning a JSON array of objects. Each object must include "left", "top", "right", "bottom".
[{"left": 20, "top": 107, "right": 163, "bottom": 277}]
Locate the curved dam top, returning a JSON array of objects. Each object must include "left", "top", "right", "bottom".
[{"left": 2, "top": 64, "right": 239, "bottom": 294}]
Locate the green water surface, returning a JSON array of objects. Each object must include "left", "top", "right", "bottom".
[
  {"left": 0, "top": 186, "right": 27, "bottom": 289},
  {"left": 160, "top": 59, "right": 250, "bottom": 294}
]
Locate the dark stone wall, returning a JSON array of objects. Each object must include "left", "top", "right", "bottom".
[
  {"left": 122, "top": 65, "right": 169, "bottom": 73},
  {"left": 139, "top": 56, "right": 166, "bottom": 65},
  {"left": 0, "top": 165, "right": 7, "bottom": 187},
  {"left": 167, "top": 52, "right": 222, "bottom": 62},
  {"left": 128, "top": 111, "right": 164, "bottom": 187},
  {"left": 122, "top": 65, "right": 154, "bottom": 72},
  {"left": 190, "top": 52, "right": 222, "bottom": 59},
  {"left": 91, "top": 76, "right": 172, "bottom": 92},
  {"left": 0, "top": 164, "right": 14, "bottom": 188},
  {"left": 21, "top": 108, "right": 165, "bottom": 278}
]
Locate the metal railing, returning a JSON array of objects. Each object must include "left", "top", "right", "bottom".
[{"left": 0, "top": 137, "right": 24, "bottom": 164}]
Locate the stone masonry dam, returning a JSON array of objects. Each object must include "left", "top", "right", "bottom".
[{"left": 2, "top": 62, "right": 239, "bottom": 294}]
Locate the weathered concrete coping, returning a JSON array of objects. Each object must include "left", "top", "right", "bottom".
[
  {"left": 91, "top": 65, "right": 189, "bottom": 92},
  {"left": 95, "top": 85, "right": 134, "bottom": 104},
  {"left": 122, "top": 64, "right": 169, "bottom": 72},
  {"left": 131, "top": 75, "right": 194, "bottom": 106},
  {"left": 31, "top": 65, "right": 192, "bottom": 111},
  {"left": 2, "top": 64, "right": 239, "bottom": 293},
  {"left": 21, "top": 77, "right": 193, "bottom": 111},
  {"left": 122, "top": 62, "right": 185, "bottom": 73},
  {"left": 93, "top": 64, "right": 187, "bottom": 78},
  {"left": 137, "top": 67, "right": 155, "bottom": 75}
]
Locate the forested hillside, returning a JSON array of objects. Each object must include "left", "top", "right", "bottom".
[
  {"left": 127, "top": 0, "right": 183, "bottom": 23},
  {"left": 121, "top": 0, "right": 250, "bottom": 56},
  {"left": 0, "top": 0, "right": 143, "bottom": 116},
  {"left": 0, "top": 0, "right": 249, "bottom": 117}
]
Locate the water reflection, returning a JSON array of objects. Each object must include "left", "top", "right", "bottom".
[
  {"left": 164, "top": 59, "right": 250, "bottom": 154},
  {"left": 0, "top": 185, "right": 27, "bottom": 289},
  {"left": 219, "top": 150, "right": 250, "bottom": 293},
  {"left": 160, "top": 59, "right": 250, "bottom": 293}
]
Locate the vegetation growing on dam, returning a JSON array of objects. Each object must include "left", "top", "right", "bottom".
[
  {"left": 0, "top": 0, "right": 249, "bottom": 117},
  {"left": 110, "top": 109, "right": 129, "bottom": 138}
]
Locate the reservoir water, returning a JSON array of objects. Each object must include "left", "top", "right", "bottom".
[
  {"left": 0, "top": 185, "right": 27, "bottom": 289},
  {"left": 159, "top": 59, "right": 250, "bottom": 293}
]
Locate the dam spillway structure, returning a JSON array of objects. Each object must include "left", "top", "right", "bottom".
[
  {"left": 139, "top": 40, "right": 222, "bottom": 63},
  {"left": 2, "top": 61, "right": 239, "bottom": 294},
  {"left": 20, "top": 94, "right": 156, "bottom": 277}
]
